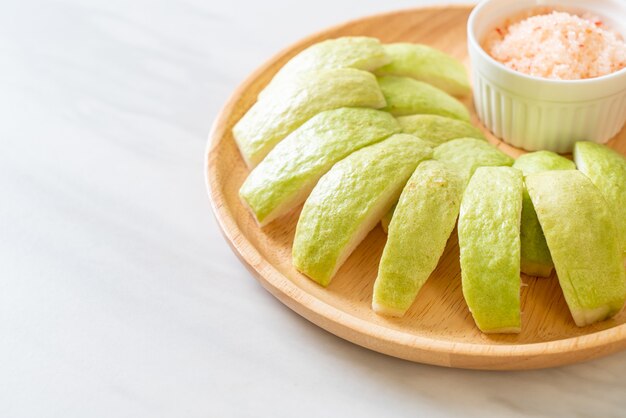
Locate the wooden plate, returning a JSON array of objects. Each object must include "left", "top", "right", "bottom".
[{"left": 206, "top": 6, "right": 626, "bottom": 370}]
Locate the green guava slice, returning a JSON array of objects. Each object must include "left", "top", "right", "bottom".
[
  {"left": 574, "top": 141, "right": 626, "bottom": 257},
  {"left": 292, "top": 134, "right": 432, "bottom": 287},
  {"left": 260, "top": 36, "right": 390, "bottom": 98},
  {"left": 239, "top": 108, "right": 400, "bottom": 226},
  {"left": 377, "top": 75, "right": 470, "bottom": 121},
  {"left": 233, "top": 68, "right": 386, "bottom": 167},
  {"left": 459, "top": 166, "right": 523, "bottom": 333},
  {"left": 375, "top": 43, "right": 471, "bottom": 96},
  {"left": 373, "top": 160, "right": 463, "bottom": 316},
  {"left": 514, "top": 151, "right": 576, "bottom": 174},
  {"left": 513, "top": 151, "right": 576, "bottom": 277},
  {"left": 433, "top": 137, "right": 514, "bottom": 187},
  {"left": 397, "top": 114, "right": 485, "bottom": 147},
  {"left": 526, "top": 170, "right": 626, "bottom": 326},
  {"left": 381, "top": 136, "right": 511, "bottom": 233}
]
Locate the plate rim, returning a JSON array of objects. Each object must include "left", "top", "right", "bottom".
[{"left": 205, "top": 5, "right": 626, "bottom": 369}]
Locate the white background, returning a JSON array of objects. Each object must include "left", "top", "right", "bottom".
[{"left": 2, "top": 0, "right": 625, "bottom": 417}]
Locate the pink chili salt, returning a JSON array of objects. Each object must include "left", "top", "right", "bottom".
[{"left": 483, "top": 11, "right": 626, "bottom": 80}]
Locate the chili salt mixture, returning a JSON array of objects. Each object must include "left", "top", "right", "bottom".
[{"left": 483, "top": 11, "right": 626, "bottom": 80}]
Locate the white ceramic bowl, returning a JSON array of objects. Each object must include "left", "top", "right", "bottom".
[{"left": 468, "top": 0, "right": 626, "bottom": 152}]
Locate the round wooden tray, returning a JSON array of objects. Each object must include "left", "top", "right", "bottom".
[{"left": 206, "top": 6, "right": 626, "bottom": 370}]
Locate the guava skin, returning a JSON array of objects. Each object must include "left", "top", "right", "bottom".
[
  {"left": 240, "top": 108, "right": 400, "bottom": 226},
  {"left": 574, "top": 142, "right": 626, "bottom": 258},
  {"left": 397, "top": 114, "right": 485, "bottom": 147},
  {"left": 293, "top": 134, "right": 432, "bottom": 287},
  {"left": 373, "top": 160, "right": 463, "bottom": 316},
  {"left": 383, "top": 136, "right": 512, "bottom": 233},
  {"left": 377, "top": 75, "right": 470, "bottom": 121},
  {"left": 433, "top": 137, "right": 514, "bottom": 187},
  {"left": 513, "top": 151, "right": 576, "bottom": 277},
  {"left": 260, "top": 36, "right": 390, "bottom": 98},
  {"left": 526, "top": 170, "right": 626, "bottom": 327},
  {"left": 233, "top": 68, "right": 386, "bottom": 168},
  {"left": 459, "top": 166, "right": 523, "bottom": 334},
  {"left": 375, "top": 43, "right": 471, "bottom": 97}
]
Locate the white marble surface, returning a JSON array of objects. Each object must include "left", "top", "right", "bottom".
[{"left": 2, "top": 0, "right": 626, "bottom": 416}]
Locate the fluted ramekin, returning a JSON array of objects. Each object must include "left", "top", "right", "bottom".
[{"left": 468, "top": 0, "right": 626, "bottom": 152}]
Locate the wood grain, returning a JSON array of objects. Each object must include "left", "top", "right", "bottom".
[{"left": 205, "top": 6, "right": 626, "bottom": 370}]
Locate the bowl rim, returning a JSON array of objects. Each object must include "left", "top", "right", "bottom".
[{"left": 467, "top": 0, "right": 626, "bottom": 85}]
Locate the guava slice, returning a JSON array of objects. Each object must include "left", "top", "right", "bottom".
[
  {"left": 381, "top": 136, "right": 511, "bottom": 233},
  {"left": 292, "top": 134, "right": 432, "bottom": 287},
  {"left": 513, "top": 151, "right": 576, "bottom": 277},
  {"left": 526, "top": 170, "right": 626, "bottom": 326},
  {"left": 233, "top": 68, "right": 386, "bottom": 167},
  {"left": 260, "top": 36, "right": 390, "bottom": 98},
  {"left": 573, "top": 141, "right": 626, "bottom": 257},
  {"left": 514, "top": 151, "right": 576, "bottom": 174},
  {"left": 375, "top": 43, "right": 470, "bottom": 97},
  {"left": 397, "top": 114, "right": 485, "bottom": 147},
  {"left": 433, "top": 137, "right": 514, "bottom": 187},
  {"left": 239, "top": 108, "right": 400, "bottom": 226},
  {"left": 373, "top": 160, "right": 463, "bottom": 316},
  {"left": 459, "top": 166, "right": 523, "bottom": 334},
  {"left": 377, "top": 75, "right": 470, "bottom": 121}
]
